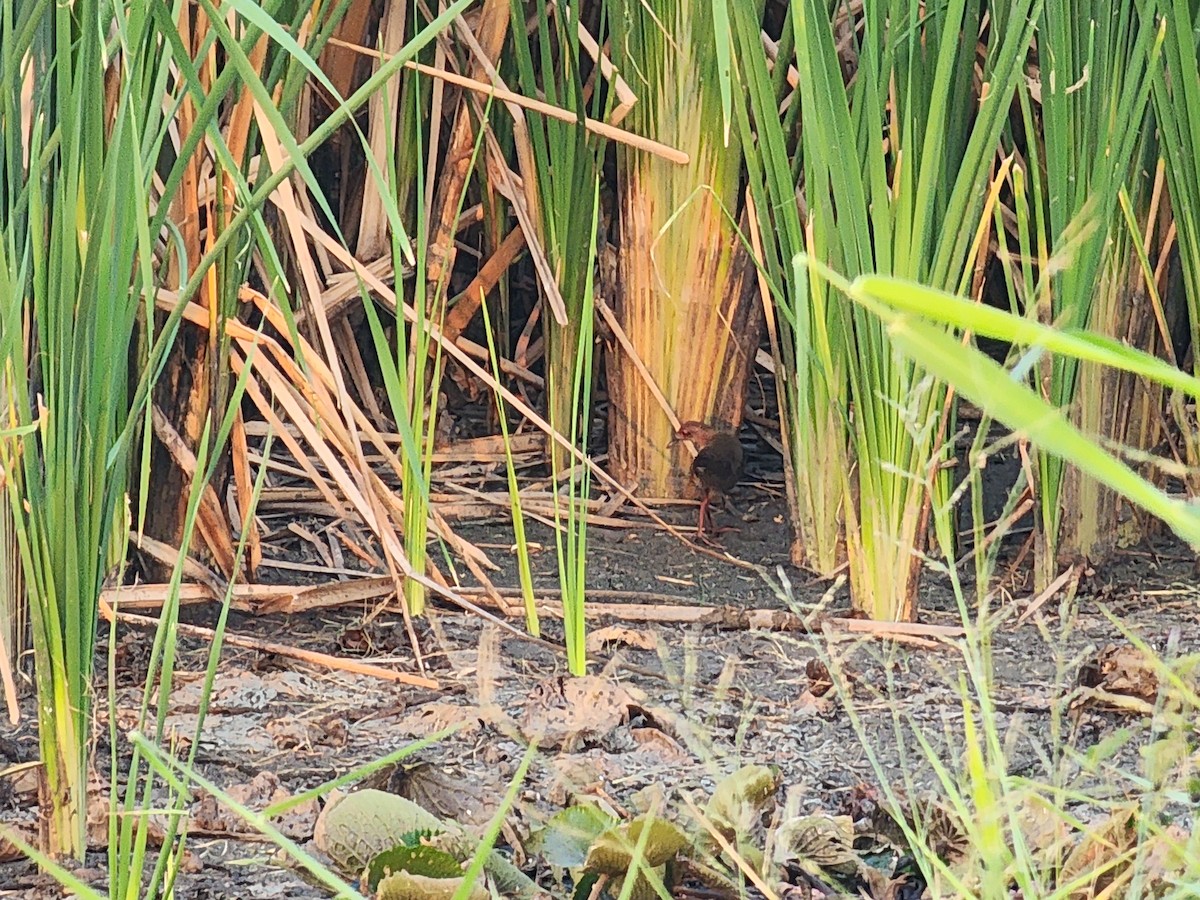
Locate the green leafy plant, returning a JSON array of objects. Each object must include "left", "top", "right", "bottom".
[
  {"left": 528, "top": 763, "right": 864, "bottom": 896},
  {"left": 782, "top": 0, "right": 1037, "bottom": 619},
  {"left": 549, "top": 181, "right": 601, "bottom": 675},
  {"left": 290, "top": 762, "right": 540, "bottom": 897},
  {"left": 0, "top": 0, "right": 179, "bottom": 857},
  {"left": 1014, "top": 2, "right": 1163, "bottom": 584},
  {"left": 529, "top": 789, "right": 695, "bottom": 898}
]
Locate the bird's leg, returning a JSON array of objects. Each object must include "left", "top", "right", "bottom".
[
  {"left": 692, "top": 493, "right": 727, "bottom": 548},
  {"left": 706, "top": 493, "right": 741, "bottom": 538},
  {"left": 691, "top": 491, "right": 739, "bottom": 547}
]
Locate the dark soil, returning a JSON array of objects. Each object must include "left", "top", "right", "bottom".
[{"left": 3, "top": 454, "right": 1198, "bottom": 898}]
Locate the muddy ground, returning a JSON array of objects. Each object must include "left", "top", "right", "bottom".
[{"left": 2, "top": 448, "right": 1198, "bottom": 897}]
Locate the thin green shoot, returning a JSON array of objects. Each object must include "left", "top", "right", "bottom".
[
  {"left": 454, "top": 740, "right": 538, "bottom": 899},
  {"left": 127, "top": 732, "right": 366, "bottom": 900},
  {"left": 614, "top": 801, "right": 674, "bottom": 900},
  {"left": 549, "top": 179, "right": 601, "bottom": 676},
  {"left": 363, "top": 80, "right": 492, "bottom": 616},
  {"left": 264, "top": 723, "right": 470, "bottom": 818},
  {"left": 0, "top": 830, "right": 107, "bottom": 900},
  {"left": 109, "top": 345, "right": 267, "bottom": 900},
  {"left": 480, "top": 294, "right": 539, "bottom": 636}
]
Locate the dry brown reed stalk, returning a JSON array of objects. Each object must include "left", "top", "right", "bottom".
[
  {"left": 357, "top": 0, "right": 412, "bottom": 260},
  {"left": 609, "top": 191, "right": 761, "bottom": 494},
  {"left": 227, "top": 301, "right": 502, "bottom": 584},
  {"left": 149, "top": 407, "right": 238, "bottom": 577},
  {"left": 156, "top": 279, "right": 512, "bottom": 658},
  {"left": 1060, "top": 253, "right": 1168, "bottom": 561},
  {"left": 323, "top": 29, "right": 684, "bottom": 162},
  {"left": 230, "top": 408, "right": 263, "bottom": 578},
  {"left": 606, "top": 0, "right": 761, "bottom": 496},
  {"left": 0, "top": 492, "right": 21, "bottom": 723},
  {"left": 427, "top": 0, "right": 511, "bottom": 288},
  {"left": 140, "top": 0, "right": 239, "bottom": 576}
]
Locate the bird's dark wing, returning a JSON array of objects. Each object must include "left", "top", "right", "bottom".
[{"left": 693, "top": 438, "right": 742, "bottom": 493}]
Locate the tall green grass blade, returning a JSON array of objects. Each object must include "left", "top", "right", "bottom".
[
  {"left": 1018, "top": 2, "right": 1162, "bottom": 581},
  {"left": 481, "top": 295, "right": 539, "bottom": 636},
  {"left": 0, "top": 0, "right": 181, "bottom": 855},
  {"left": 857, "top": 274, "right": 1200, "bottom": 399},
  {"left": 454, "top": 741, "right": 537, "bottom": 899},
  {"left": 732, "top": 0, "right": 846, "bottom": 575},
  {"left": 0, "top": 829, "right": 107, "bottom": 899}
]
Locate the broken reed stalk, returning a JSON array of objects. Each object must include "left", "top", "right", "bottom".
[
  {"left": 426, "top": 0, "right": 511, "bottom": 286},
  {"left": 605, "top": 0, "right": 762, "bottom": 497}
]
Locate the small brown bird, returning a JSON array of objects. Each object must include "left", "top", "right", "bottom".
[{"left": 671, "top": 421, "right": 744, "bottom": 537}]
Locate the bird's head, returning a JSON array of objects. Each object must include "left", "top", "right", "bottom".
[{"left": 670, "top": 420, "right": 718, "bottom": 449}]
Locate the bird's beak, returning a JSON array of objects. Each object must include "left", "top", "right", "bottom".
[{"left": 667, "top": 434, "right": 681, "bottom": 447}]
